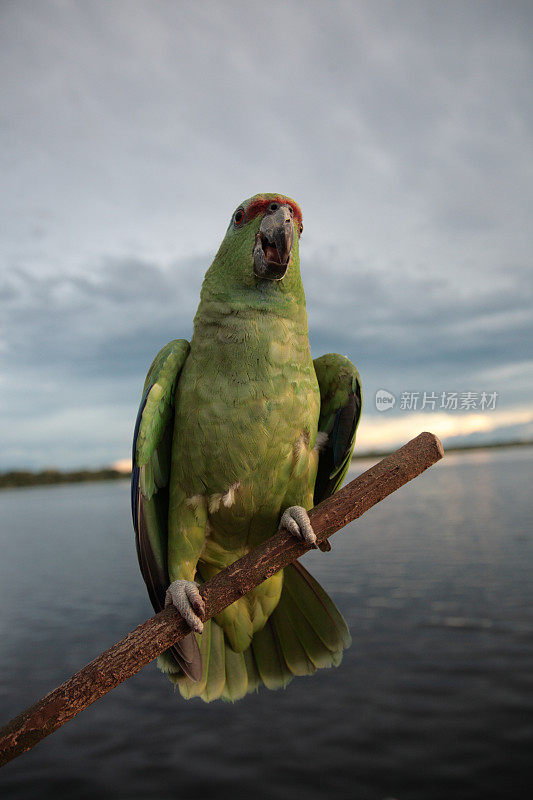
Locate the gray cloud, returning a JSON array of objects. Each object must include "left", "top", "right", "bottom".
[
  {"left": 1, "top": 0, "right": 532, "bottom": 466},
  {"left": 1, "top": 247, "right": 531, "bottom": 466}
]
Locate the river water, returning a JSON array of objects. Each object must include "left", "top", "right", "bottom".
[{"left": 1, "top": 447, "right": 532, "bottom": 799}]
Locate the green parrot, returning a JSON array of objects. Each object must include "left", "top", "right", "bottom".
[{"left": 132, "top": 193, "right": 362, "bottom": 702}]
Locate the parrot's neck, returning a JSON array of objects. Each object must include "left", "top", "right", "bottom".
[
  {"left": 194, "top": 247, "right": 310, "bottom": 325},
  {"left": 197, "top": 244, "right": 308, "bottom": 315},
  {"left": 189, "top": 246, "right": 313, "bottom": 376},
  {"left": 195, "top": 282, "right": 307, "bottom": 319},
  {"left": 190, "top": 283, "right": 312, "bottom": 377}
]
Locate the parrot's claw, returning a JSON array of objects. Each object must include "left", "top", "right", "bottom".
[
  {"left": 165, "top": 579, "right": 205, "bottom": 633},
  {"left": 279, "top": 505, "right": 318, "bottom": 548}
]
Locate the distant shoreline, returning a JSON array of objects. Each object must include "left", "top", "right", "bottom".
[
  {"left": 350, "top": 438, "right": 533, "bottom": 461},
  {"left": 1, "top": 439, "right": 532, "bottom": 490},
  {"left": 0, "top": 468, "right": 129, "bottom": 490}
]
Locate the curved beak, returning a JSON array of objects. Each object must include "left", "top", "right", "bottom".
[{"left": 253, "top": 205, "right": 295, "bottom": 280}]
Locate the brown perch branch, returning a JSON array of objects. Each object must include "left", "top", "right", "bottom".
[{"left": 0, "top": 431, "right": 443, "bottom": 768}]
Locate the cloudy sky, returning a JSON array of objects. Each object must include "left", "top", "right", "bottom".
[{"left": 1, "top": 0, "right": 532, "bottom": 468}]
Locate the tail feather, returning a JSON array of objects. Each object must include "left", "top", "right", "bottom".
[
  {"left": 168, "top": 562, "right": 351, "bottom": 702},
  {"left": 283, "top": 563, "right": 350, "bottom": 652},
  {"left": 289, "top": 561, "right": 352, "bottom": 648},
  {"left": 221, "top": 642, "right": 249, "bottom": 702},
  {"left": 270, "top": 601, "right": 316, "bottom": 677},
  {"left": 332, "top": 648, "right": 343, "bottom": 667},
  {"left": 243, "top": 646, "right": 261, "bottom": 693},
  {"left": 251, "top": 617, "right": 293, "bottom": 691},
  {"left": 279, "top": 588, "right": 338, "bottom": 669},
  {"left": 203, "top": 621, "right": 226, "bottom": 702}
]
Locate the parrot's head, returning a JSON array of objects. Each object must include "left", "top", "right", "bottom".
[
  {"left": 208, "top": 194, "right": 304, "bottom": 297},
  {"left": 230, "top": 193, "right": 302, "bottom": 282}
]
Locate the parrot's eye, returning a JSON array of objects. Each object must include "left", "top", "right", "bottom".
[
  {"left": 268, "top": 202, "right": 279, "bottom": 212},
  {"left": 299, "top": 223, "right": 303, "bottom": 236},
  {"left": 233, "top": 208, "right": 245, "bottom": 226}
]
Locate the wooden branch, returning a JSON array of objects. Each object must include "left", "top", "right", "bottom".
[{"left": 0, "top": 431, "right": 443, "bottom": 767}]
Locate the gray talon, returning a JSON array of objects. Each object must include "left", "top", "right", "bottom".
[
  {"left": 279, "top": 505, "right": 317, "bottom": 548},
  {"left": 165, "top": 579, "right": 205, "bottom": 633}
]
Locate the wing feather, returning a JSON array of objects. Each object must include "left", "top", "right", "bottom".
[
  {"left": 313, "top": 353, "right": 362, "bottom": 505},
  {"left": 131, "top": 339, "right": 202, "bottom": 680}
]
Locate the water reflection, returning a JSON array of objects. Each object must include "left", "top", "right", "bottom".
[{"left": 1, "top": 447, "right": 532, "bottom": 799}]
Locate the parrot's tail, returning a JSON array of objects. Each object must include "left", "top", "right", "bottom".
[{"left": 158, "top": 561, "right": 351, "bottom": 702}]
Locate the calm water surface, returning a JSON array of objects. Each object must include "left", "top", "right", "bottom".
[{"left": 0, "top": 447, "right": 532, "bottom": 799}]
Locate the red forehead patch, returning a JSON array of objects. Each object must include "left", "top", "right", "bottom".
[{"left": 245, "top": 196, "right": 302, "bottom": 225}]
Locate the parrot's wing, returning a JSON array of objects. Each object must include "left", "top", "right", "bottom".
[
  {"left": 132, "top": 339, "right": 201, "bottom": 679},
  {"left": 313, "top": 353, "right": 362, "bottom": 505}
]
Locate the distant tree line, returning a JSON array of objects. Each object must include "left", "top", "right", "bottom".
[
  {"left": 0, "top": 468, "right": 130, "bottom": 489},
  {"left": 1, "top": 439, "right": 530, "bottom": 490}
]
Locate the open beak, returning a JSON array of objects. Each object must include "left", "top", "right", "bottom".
[{"left": 253, "top": 205, "right": 294, "bottom": 280}]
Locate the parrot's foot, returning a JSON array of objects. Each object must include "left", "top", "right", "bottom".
[
  {"left": 165, "top": 580, "right": 205, "bottom": 633},
  {"left": 279, "top": 506, "right": 318, "bottom": 548}
]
